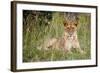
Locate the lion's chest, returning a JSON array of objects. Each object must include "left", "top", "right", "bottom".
[{"left": 64, "top": 32, "right": 78, "bottom": 49}]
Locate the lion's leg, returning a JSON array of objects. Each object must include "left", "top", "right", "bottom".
[
  {"left": 64, "top": 41, "right": 72, "bottom": 53},
  {"left": 73, "top": 39, "right": 84, "bottom": 54}
]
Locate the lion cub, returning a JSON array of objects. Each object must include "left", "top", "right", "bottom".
[
  {"left": 62, "top": 18, "right": 84, "bottom": 53},
  {"left": 38, "top": 13, "right": 84, "bottom": 54}
]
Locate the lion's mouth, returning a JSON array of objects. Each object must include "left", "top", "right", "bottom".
[{"left": 67, "top": 32, "right": 74, "bottom": 37}]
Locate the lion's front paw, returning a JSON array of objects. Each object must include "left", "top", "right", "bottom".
[{"left": 79, "top": 50, "right": 86, "bottom": 54}]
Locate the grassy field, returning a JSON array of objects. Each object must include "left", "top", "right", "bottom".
[{"left": 23, "top": 11, "right": 91, "bottom": 62}]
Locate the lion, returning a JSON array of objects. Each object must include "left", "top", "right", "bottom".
[{"left": 38, "top": 13, "right": 84, "bottom": 54}]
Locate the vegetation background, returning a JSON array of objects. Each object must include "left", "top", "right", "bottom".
[{"left": 23, "top": 10, "right": 91, "bottom": 62}]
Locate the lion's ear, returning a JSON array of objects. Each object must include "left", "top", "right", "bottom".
[
  {"left": 74, "top": 20, "right": 79, "bottom": 27},
  {"left": 63, "top": 22, "right": 66, "bottom": 26},
  {"left": 63, "top": 20, "right": 67, "bottom": 26},
  {"left": 75, "top": 16, "right": 79, "bottom": 26},
  {"left": 74, "top": 23, "right": 78, "bottom": 27}
]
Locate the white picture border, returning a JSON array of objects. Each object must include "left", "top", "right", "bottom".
[{"left": 16, "top": 3, "right": 96, "bottom": 69}]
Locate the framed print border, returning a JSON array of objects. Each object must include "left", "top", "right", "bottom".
[{"left": 11, "top": 1, "right": 98, "bottom": 72}]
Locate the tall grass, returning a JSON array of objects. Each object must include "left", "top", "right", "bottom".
[{"left": 23, "top": 11, "right": 91, "bottom": 62}]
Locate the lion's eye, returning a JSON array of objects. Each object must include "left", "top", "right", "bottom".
[{"left": 67, "top": 27, "right": 70, "bottom": 30}]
